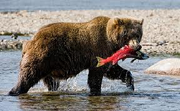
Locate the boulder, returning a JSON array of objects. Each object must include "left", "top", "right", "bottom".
[{"left": 145, "top": 58, "right": 180, "bottom": 76}]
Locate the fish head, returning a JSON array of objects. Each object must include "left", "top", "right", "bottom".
[
  {"left": 128, "top": 50, "right": 149, "bottom": 62},
  {"left": 120, "top": 45, "right": 149, "bottom": 62}
]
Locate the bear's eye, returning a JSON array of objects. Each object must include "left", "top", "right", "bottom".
[
  {"left": 124, "top": 31, "right": 127, "bottom": 36},
  {"left": 135, "top": 34, "right": 141, "bottom": 42},
  {"left": 122, "top": 30, "right": 127, "bottom": 38}
]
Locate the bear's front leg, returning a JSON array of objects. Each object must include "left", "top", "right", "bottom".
[
  {"left": 88, "top": 67, "right": 105, "bottom": 96},
  {"left": 105, "top": 64, "right": 134, "bottom": 91}
]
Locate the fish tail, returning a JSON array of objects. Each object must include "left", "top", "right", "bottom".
[{"left": 96, "top": 57, "right": 105, "bottom": 67}]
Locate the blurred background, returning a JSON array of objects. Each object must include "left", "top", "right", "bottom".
[{"left": 1, "top": 0, "right": 180, "bottom": 12}]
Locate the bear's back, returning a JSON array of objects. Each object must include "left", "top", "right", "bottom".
[{"left": 32, "top": 16, "right": 110, "bottom": 39}]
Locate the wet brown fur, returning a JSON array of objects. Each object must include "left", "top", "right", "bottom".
[{"left": 9, "top": 16, "right": 143, "bottom": 96}]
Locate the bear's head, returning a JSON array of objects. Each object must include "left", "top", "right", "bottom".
[{"left": 106, "top": 17, "right": 143, "bottom": 51}]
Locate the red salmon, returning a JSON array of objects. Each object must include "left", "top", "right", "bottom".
[{"left": 96, "top": 45, "right": 135, "bottom": 67}]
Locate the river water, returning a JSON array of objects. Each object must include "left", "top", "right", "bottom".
[
  {"left": 1, "top": 0, "right": 180, "bottom": 12},
  {"left": 1, "top": 1, "right": 180, "bottom": 110},
  {"left": 0, "top": 49, "right": 180, "bottom": 111}
]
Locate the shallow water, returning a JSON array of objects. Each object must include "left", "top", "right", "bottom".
[
  {"left": 0, "top": 51, "right": 180, "bottom": 111},
  {"left": 1, "top": 0, "right": 180, "bottom": 12},
  {"left": 0, "top": 36, "right": 30, "bottom": 40}
]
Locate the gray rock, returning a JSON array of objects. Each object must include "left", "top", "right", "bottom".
[
  {"left": 145, "top": 58, "right": 180, "bottom": 76},
  {"left": 0, "top": 40, "right": 26, "bottom": 50},
  {"left": 0, "top": 43, "right": 7, "bottom": 50}
]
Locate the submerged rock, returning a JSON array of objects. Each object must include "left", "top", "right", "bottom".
[{"left": 145, "top": 58, "right": 180, "bottom": 76}]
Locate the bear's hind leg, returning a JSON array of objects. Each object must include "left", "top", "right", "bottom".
[
  {"left": 9, "top": 67, "right": 44, "bottom": 96},
  {"left": 43, "top": 75, "right": 59, "bottom": 91},
  {"left": 9, "top": 55, "right": 50, "bottom": 96}
]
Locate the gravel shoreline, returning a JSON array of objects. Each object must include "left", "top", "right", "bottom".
[{"left": 0, "top": 9, "right": 180, "bottom": 55}]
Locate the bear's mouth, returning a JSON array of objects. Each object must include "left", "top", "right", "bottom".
[{"left": 121, "top": 45, "right": 149, "bottom": 63}]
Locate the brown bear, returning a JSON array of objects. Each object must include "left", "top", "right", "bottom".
[{"left": 9, "top": 16, "right": 144, "bottom": 96}]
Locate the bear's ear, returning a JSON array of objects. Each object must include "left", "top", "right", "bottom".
[
  {"left": 135, "top": 19, "right": 144, "bottom": 25},
  {"left": 113, "top": 18, "right": 123, "bottom": 25},
  {"left": 140, "top": 19, "right": 144, "bottom": 25}
]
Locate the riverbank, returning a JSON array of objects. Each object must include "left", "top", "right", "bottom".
[{"left": 0, "top": 9, "right": 180, "bottom": 55}]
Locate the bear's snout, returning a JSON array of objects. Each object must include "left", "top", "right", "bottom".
[{"left": 128, "top": 38, "right": 141, "bottom": 51}]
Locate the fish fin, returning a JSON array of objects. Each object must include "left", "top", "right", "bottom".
[
  {"left": 96, "top": 57, "right": 105, "bottom": 67},
  {"left": 112, "top": 59, "right": 118, "bottom": 65}
]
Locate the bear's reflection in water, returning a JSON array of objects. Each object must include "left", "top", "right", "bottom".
[{"left": 18, "top": 92, "right": 129, "bottom": 111}]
